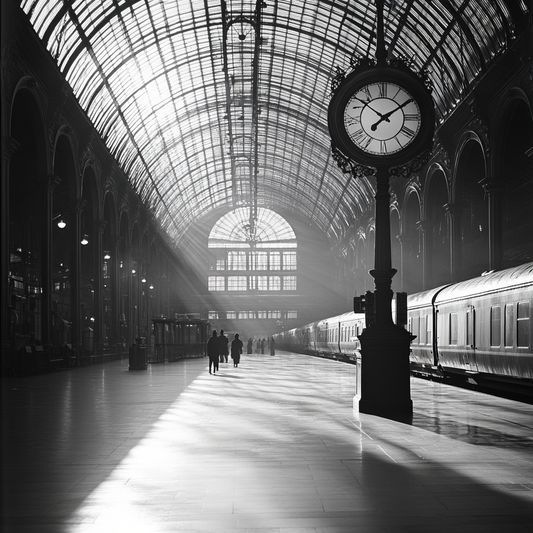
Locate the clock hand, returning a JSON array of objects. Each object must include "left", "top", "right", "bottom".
[
  {"left": 370, "top": 98, "right": 414, "bottom": 131},
  {"left": 352, "top": 97, "right": 386, "bottom": 119}
]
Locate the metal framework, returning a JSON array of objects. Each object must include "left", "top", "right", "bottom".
[{"left": 20, "top": 0, "right": 529, "bottom": 244}]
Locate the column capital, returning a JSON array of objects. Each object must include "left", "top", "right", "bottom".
[
  {"left": 479, "top": 177, "right": 505, "bottom": 196},
  {"left": 34, "top": 173, "right": 61, "bottom": 192},
  {"left": 71, "top": 198, "right": 88, "bottom": 214},
  {"left": 416, "top": 220, "right": 429, "bottom": 233},
  {"left": 443, "top": 203, "right": 463, "bottom": 217},
  {"left": 95, "top": 219, "right": 108, "bottom": 234}
]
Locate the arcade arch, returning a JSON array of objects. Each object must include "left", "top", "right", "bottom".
[{"left": 454, "top": 137, "right": 488, "bottom": 280}]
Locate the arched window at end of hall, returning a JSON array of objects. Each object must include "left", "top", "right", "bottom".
[{"left": 207, "top": 208, "right": 297, "bottom": 292}]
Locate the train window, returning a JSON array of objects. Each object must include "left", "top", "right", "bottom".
[
  {"left": 419, "top": 315, "right": 427, "bottom": 344},
  {"left": 490, "top": 306, "right": 502, "bottom": 347},
  {"left": 427, "top": 316, "right": 432, "bottom": 344},
  {"left": 449, "top": 313, "right": 458, "bottom": 345},
  {"left": 411, "top": 316, "right": 419, "bottom": 344},
  {"left": 517, "top": 302, "right": 530, "bottom": 348},
  {"left": 505, "top": 304, "right": 515, "bottom": 347}
]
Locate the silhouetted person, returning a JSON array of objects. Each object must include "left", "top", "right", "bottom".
[
  {"left": 269, "top": 336, "right": 275, "bottom": 356},
  {"left": 207, "top": 330, "right": 219, "bottom": 374},
  {"left": 260, "top": 338, "right": 265, "bottom": 354},
  {"left": 256, "top": 338, "right": 260, "bottom": 354},
  {"left": 219, "top": 329, "right": 229, "bottom": 362},
  {"left": 247, "top": 338, "right": 253, "bottom": 354},
  {"left": 231, "top": 333, "right": 243, "bottom": 367}
]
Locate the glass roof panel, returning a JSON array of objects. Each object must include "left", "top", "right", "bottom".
[
  {"left": 19, "top": 0, "right": 530, "bottom": 245},
  {"left": 209, "top": 208, "right": 296, "bottom": 248}
]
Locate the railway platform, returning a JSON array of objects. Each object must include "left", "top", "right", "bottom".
[{"left": 2, "top": 351, "right": 532, "bottom": 532}]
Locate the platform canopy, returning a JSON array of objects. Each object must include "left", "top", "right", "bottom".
[{"left": 21, "top": 0, "right": 529, "bottom": 245}]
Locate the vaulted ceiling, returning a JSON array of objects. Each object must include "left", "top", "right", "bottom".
[{"left": 20, "top": 0, "right": 530, "bottom": 245}]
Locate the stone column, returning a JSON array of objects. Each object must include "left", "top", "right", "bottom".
[
  {"left": 481, "top": 179, "right": 503, "bottom": 271},
  {"left": 94, "top": 219, "right": 107, "bottom": 353},
  {"left": 416, "top": 219, "right": 428, "bottom": 290},
  {"left": 71, "top": 199, "right": 87, "bottom": 351},
  {"left": 110, "top": 236, "right": 121, "bottom": 348},
  {"left": 1, "top": 137, "right": 20, "bottom": 361},
  {"left": 444, "top": 203, "right": 463, "bottom": 282},
  {"left": 39, "top": 173, "right": 62, "bottom": 348}
]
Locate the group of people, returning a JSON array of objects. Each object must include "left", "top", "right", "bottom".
[
  {"left": 246, "top": 337, "right": 275, "bottom": 356},
  {"left": 206, "top": 330, "right": 276, "bottom": 374},
  {"left": 206, "top": 329, "right": 243, "bottom": 374}
]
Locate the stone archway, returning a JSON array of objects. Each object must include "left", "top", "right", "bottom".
[
  {"left": 425, "top": 168, "right": 450, "bottom": 287},
  {"left": 454, "top": 139, "right": 488, "bottom": 280}
]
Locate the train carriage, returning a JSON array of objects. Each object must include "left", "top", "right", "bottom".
[
  {"left": 407, "top": 285, "right": 450, "bottom": 373},
  {"left": 433, "top": 263, "right": 533, "bottom": 383},
  {"left": 274, "top": 263, "right": 533, "bottom": 398}
]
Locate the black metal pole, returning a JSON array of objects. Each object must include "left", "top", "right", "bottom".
[
  {"left": 369, "top": 167, "right": 396, "bottom": 326},
  {"left": 356, "top": 166, "right": 413, "bottom": 419}
]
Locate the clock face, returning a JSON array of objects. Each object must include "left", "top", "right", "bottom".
[{"left": 344, "top": 82, "right": 421, "bottom": 156}]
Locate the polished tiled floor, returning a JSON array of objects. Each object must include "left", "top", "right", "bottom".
[{"left": 2, "top": 352, "right": 533, "bottom": 533}]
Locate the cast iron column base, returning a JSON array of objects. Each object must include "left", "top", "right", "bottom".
[{"left": 355, "top": 323, "right": 414, "bottom": 419}]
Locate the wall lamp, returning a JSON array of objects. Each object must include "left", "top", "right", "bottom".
[
  {"left": 53, "top": 214, "right": 66, "bottom": 228},
  {"left": 81, "top": 234, "right": 89, "bottom": 246}
]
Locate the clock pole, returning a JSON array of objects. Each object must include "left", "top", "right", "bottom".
[
  {"left": 369, "top": 166, "right": 395, "bottom": 326},
  {"left": 328, "top": 0, "right": 434, "bottom": 420},
  {"left": 356, "top": 164, "right": 414, "bottom": 420},
  {"left": 356, "top": 0, "right": 412, "bottom": 420}
]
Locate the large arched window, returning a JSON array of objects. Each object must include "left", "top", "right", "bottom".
[{"left": 208, "top": 208, "right": 297, "bottom": 292}]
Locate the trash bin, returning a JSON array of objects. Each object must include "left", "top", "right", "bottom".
[{"left": 129, "top": 337, "right": 147, "bottom": 370}]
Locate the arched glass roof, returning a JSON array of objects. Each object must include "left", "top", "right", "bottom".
[
  {"left": 209, "top": 207, "right": 296, "bottom": 249},
  {"left": 20, "top": 0, "right": 530, "bottom": 245}
]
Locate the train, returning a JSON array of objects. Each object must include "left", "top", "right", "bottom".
[{"left": 273, "top": 262, "right": 533, "bottom": 399}]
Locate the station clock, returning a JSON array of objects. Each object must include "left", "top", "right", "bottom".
[{"left": 328, "top": 65, "right": 435, "bottom": 168}]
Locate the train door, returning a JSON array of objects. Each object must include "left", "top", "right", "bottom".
[
  {"left": 466, "top": 305, "right": 478, "bottom": 371},
  {"left": 433, "top": 307, "right": 440, "bottom": 367}
]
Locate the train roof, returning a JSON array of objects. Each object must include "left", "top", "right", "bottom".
[
  {"left": 436, "top": 262, "right": 533, "bottom": 303},
  {"left": 316, "top": 311, "right": 364, "bottom": 327},
  {"left": 407, "top": 285, "right": 451, "bottom": 309},
  {"left": 407, "top": 262, "right": 533, "bottom": 309}
]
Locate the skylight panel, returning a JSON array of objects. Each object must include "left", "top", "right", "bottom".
[
  {"left": 20, "top": 0, "right": 528, "bottom": 245},
  {"left": 21, "top": 1, "right": 62, "bottom": 39},
  {"left": 87, "top": 88, "right": 115, "bottom": 131}
]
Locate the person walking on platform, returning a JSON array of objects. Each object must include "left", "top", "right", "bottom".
[
  {"left": 260, "top": 338, "right": 265, "bottom": 354},
  {"left": 231, "top": 333, "right": 243, "bottom": 367},
  {"left": 269, "top": 336, "right": 275, "bottom": 356},
  {"left": 207, "top": 330, "right": 219, "bottom": 374},
  {"left": 255, "top": 338, "right": 260, "bottom": 354},
  {"left": 219, "top": 329, "right": 229, "bottom": 363},
  {"left": 247, "top": 338, "right": 253, "bottom": 354}
]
